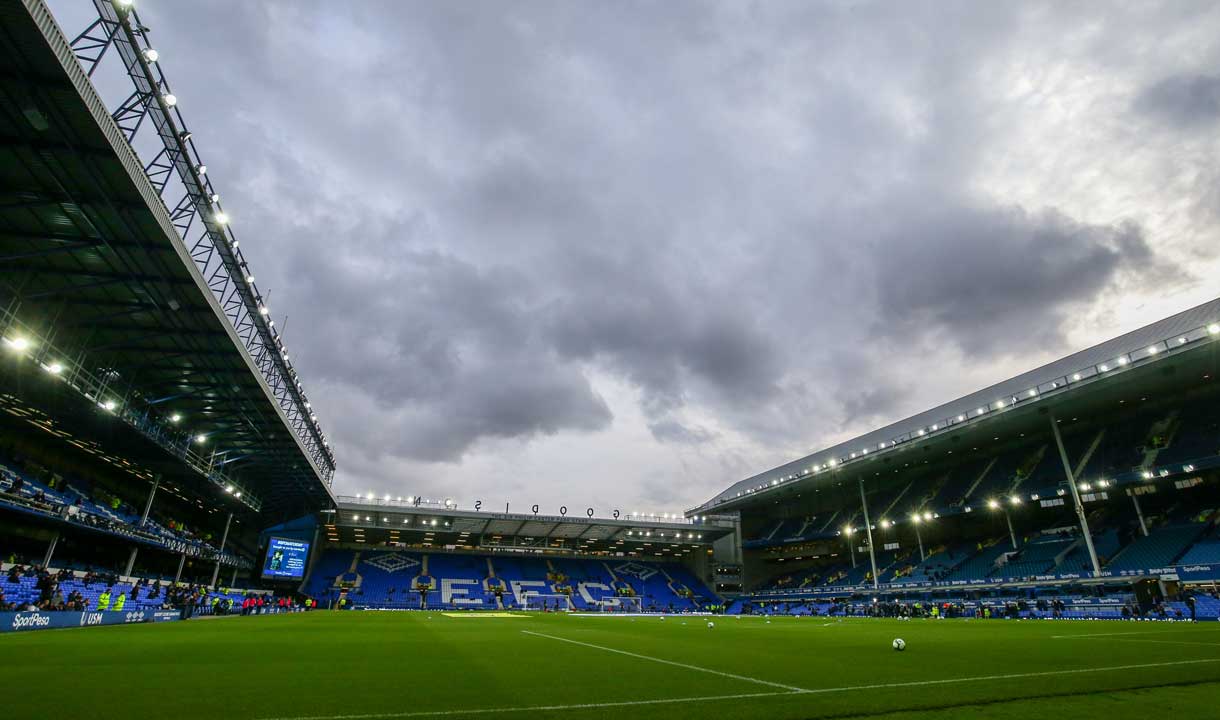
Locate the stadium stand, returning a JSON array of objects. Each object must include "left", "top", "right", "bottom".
[{"left": 303, "top": 548, "right": 713, "bottom": 612}]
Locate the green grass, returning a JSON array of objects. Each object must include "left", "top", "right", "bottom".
[{"left": 3, "top": 612, "right": 1220, "bottom": 719}]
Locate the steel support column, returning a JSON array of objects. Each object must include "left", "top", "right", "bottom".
[
  {"left": 42, "top": 531, "right": 59, "bottom": 568},
  {"left": 1051, "top": 414, "right": 1101, "bottom": 577},
  {"left": 1005, "top": 510, "right": 1019, "bottom": 550},
  {"left": 173, "top": 553, "right": 185, "bottom": 584},
  {"left": 1132, "top": 494, "right": 1149, "bottom": 537},
  {"left": 230, "top": 566, "right": 238, "bottom": 588},
  {"left": 125, "top": 476, "right": 160, "bottom": 576},
  {"left": 914, "top": 522, "right": 925, "bottom": 563},
  {"left": 210, "top": 512, "right": 233, "bottom": 587},
  {"left": 859, "top": 477, "right": 879, "bottom": 589}
]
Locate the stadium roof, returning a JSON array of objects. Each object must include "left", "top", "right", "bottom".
[
  {"left": 0, "top": 0, "right": 334, "bottom": 517},
  {"left": 332, "top": 496, "right": 736, "bottom": 556},
  {"left": 693, "top": 297, "right": 1220, "bottom": 514}
]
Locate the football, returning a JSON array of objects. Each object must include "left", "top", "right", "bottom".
[
  {"left": 893, "top": 638, "right": 906, "bottom": 651},
  {"left": 707, "top": 621, "right": 715, "bottom": 628}
]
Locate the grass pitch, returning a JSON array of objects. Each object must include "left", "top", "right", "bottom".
[{"left": 4, "top": 612, "right": 1220, "bottom": 719}]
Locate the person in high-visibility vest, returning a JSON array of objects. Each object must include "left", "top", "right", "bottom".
[
  {"left": 97, "top": 589, "right": 112, "bottom": 611},
  {"left": 113, "top": 591, "right": 126, "bottom": 612}
]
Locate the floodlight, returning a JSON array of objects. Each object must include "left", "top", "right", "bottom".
[
  {"left": 4, "top": 336, "right": 31, "bottom": 351},
  {"left": 987, "top": 499, "right": 1000, "bottom": 510},
  {"left": 45, "top": 362, "right": 63, "bottom": 374},
  {"left": 162, "top": 93, "right": 177, "bottom": 107},
  {"left": 142, "top": 48, "right": 159, "bottom": 63},
  {"left": 213, "top": 211, "right": 229, "bottom": 225}
]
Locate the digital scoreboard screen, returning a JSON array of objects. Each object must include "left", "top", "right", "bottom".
[{"left": 262, "top": 537, "right": 310, "bottom": 579}]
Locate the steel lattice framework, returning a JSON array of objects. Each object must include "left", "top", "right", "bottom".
[
  {"left": 0, "top": 0, "right": 337, "bottom": 518},
  {"left": 67, "top": 0, "right": 335, "bottom": 481}
]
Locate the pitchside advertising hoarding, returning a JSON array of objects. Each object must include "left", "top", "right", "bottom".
[
  {"left": 0, "top": 609, "right": 180, "bottom": 633},
  {"left": 262, "top": 536, "right": 310, "bottom": 579}
]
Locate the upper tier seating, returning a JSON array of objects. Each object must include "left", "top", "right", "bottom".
[{"left": 1105, "top": 524, "right": 1207, "bottom": 571}]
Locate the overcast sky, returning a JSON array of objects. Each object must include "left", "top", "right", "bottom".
[{"left": 49, "top": 0, "right": 1220, "bottom": 516}]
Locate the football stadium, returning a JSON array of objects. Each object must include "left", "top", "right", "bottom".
[{"left": 3, "top": 1, "right": 1220, "bottom": 719}]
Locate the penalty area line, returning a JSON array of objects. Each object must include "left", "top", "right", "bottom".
[{"left": 519, "top": 629, "right": 809, "bottom": 691}]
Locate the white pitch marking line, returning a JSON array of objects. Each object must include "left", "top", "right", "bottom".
[
  {"left": 519, "top": 629, "right": 809, "bottom": 691},
  {"left": 254, "top": 690, "right": 799, "bottom": 720},
  {"left": 795, "top": 658, "right": 1220, "bottom": 696},
  {"left": 254, "top": 657, "right": 1220, "bottom": 720},
  {"left": 1053, "top": 628, "right": 1220, "bottom": 639}
]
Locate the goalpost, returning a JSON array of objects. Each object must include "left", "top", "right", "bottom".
[
  {"left": 599, "top": 596, "right": 644, "bottom": 613},
  {"left": 523, "top": 593, "right": 572, "bottom": 612}
]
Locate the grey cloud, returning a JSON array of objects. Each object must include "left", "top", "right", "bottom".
[
  {"left": 873, "top": 205, "right": 1172, "bottom": 355},
  {"left": 1136, "top": 74, "right": 1220, "bottom": 128},
  {"left": 43, "top": 0, "right": 1219, "bottom": 509}
]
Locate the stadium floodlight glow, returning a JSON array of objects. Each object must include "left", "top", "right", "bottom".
[
  {"left": 161, "top": 93, "right": 177, "bottom": 107},
  {"left": 1027, "top": 389, "right": 1036, "bottom": 397},
  {"left": 258, "top": 305, "right": 269, "bottom": 316},
  {"left": 843, "top": 526, "right": 853, "bottom": 536},
  {"left": 1009, "top": 495, "right": 1021, "bottom": 505},
  {"left": 1072, "top": 373, "right": 1081, "bottom": 380},
  {"left": 1097, "top": 479, "right": 1109, "bottom": 488},
  {"left": 1099, "top": 364, "right": 1109, "bottom": 371},
  {"left": 1209, "top": 323, "right": 1220, "bottom": 335},
  {"left": 234, "top": 491, "right": 242, "bottom": 498},
  {"left": 3, "top": 336, "right": 31, "bottom": 351},
  {"left": 245, "top": 275, "right": 255, "bottom": 284},
  {"left": 922, "top": 512, "right": 932, "bottom": 521},
  {"left": 828, "top": 458, "right": 838, "bottom": 467},
  {"left": 213, "top": 211, "right": 229, "bottom": 225},
  {"left": 957, "top": 414, "right": 965, "bottom": 422},
  {"left": 210, "top": 193, "right": 220, "bottom": 203},
  {"left": 976, "top": 408, "right": 985, "bottom": 415},
  {"left": 1147, "top": 346, "right": 1159, "bottom": 355},
  {"left": 196, "top": 164, "right": 207, "bottom": 175},
  {"left": 431, "top": 519, "right": 437, "bottom": 526},
  {"left": 881, "top": 519, "right": 892, "bottom": 529},
  {"left": 910, "top": 513, "right": 921, "bottom": 524},
  {"left": 225, "top": 485, "right": 234, "bottom": 494},
  {"left": 194, "top": 434, "right": 207, "bottom": 444},
  {"left": 116, "top": 0, "right": 134, "bottom": 7},
  {"left": 1079, "top": 482, "right": 1091, "bottom": 491},
  {"left": 102, "top": 400, "right": 116, "bottom": 411},
  {"left": 931, "top": 424, "right": 938, "bottom": 431},
  {"left": 141, "top": 48, "right": 159, "bottom": 63},
  {"left": 44, "top": 362, "right": 63, "bottom": 375},
  {"left": 1118, "top": 356, "right": 1129, "bottom": 366},
  {"left": 917, "top": 429, "right": 925, "bottom": 436}
]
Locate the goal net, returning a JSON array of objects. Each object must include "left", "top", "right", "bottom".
[
  {"left": 597, "top": 596, "right": 644, "bottom": 613},
  {"left": 524, "top": 594, "right": 572, "bottom": 612}
]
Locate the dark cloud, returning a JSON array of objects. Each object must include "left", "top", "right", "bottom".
[
  {"left": 42, "top": 0, "right": 1220, "bottom": 509},
  {"left": 1136, "top": 74, "right": 1220, "bottom": 128},
  {"left": 873, "top": 205, "right": 1170, "bottom": 355}
]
